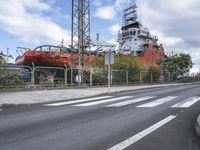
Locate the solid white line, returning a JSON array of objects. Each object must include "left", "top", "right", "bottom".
[
  {"left": 0, "top": 109, "right": 2, "bottom": 111},
  {"left": 73, "top": 96, "right": 132, "bottom": 106},
  {"left": 108, "top": 115, "right": 176, "bottom": 150},
  {"left": 171, "top": 97, "right": 200, "bottom": 108},
  {"left": 44, "top": 96, "right": 113, "bottom": 106},
  {"left": 106, "top": 96, "right": 156, "bottom": 107},
  {"left": 137, "top": 96, "right": 177, "bottom": 107}
]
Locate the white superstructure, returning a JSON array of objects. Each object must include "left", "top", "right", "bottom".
[{"left": 118, "top": 4, "right": 159, "bottom": 56}]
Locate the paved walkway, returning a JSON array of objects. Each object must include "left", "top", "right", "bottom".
[{"left": 0, "top": 83, "right": 190, "bottom": 107}]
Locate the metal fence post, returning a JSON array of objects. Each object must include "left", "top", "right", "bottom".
[
  {"left": 64, "top": 66, "right": 68, "bottom": 86},
  {"left": 111, "top": 69, "right": 113, "bottom": 85},
  {"left": 126, "top": 71, "right": 129, "bottom": 84},
  {"left": 151, "top": 71, "right": 153, "bottom": 83},
  {"left": 169, "top": 72, "right": 171, "bottom": 82},
  {"left": 90, "top": 67, "right": 92, "bottom": 87},
  {"left": 31, "top": 62, "right": 35, "bottom": 85},
  {"left": 140, "top": 71, "right": 142, "bottom": 84},
  {"left": 71, "top": 68, "right": 73, "bottom": 86}
]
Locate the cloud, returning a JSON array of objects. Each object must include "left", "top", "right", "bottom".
[
  {"left": 108, "top": 23, "right": 121, "bottom": 35},
  {"left": 115, "top": 0, "right": 132, "bottom": 10},
  {"left": 95, "top": 6, "right": 116, "bottom": 20},
  {"left": 0, "top": 0, "right": 70, "bottom": 45},
  {"left": 95, "top": 0, "right": 132, "bottom": 20},
  {"left": 132, "top": 0, "right": 200, "bottom": 72},
  {"left": 93, "top": 0, "right": 103, "bottom": 7}
]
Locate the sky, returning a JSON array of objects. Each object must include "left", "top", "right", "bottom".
[{"left": 0, "top": 0, "right": 200, "bottom": 73}]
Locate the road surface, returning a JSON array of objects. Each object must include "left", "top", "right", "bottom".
[{"left": 1, "top": 83, "right": 200, "bottom": 150}]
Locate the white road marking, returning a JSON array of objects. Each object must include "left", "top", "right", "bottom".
[
  {"left": 137, "top": 96, "right": 178, "bottom": 107},
  {"left": 44, "top": 96, "right": 113, "bottom": 106},
  {"left": 171, "top": 97, "right": 200, "bottom": 108},
  {"left": 0, "top": 109, "right": 2, "bottom": 112},
  {"left": 108, "top": 115, "right": 176, "bottom": 150},
  {"left": 73, "top": 96, "right": 132, "bottom": 107},
  {"left": 106, "top": 96, "right": 156, "bottom": 107}
]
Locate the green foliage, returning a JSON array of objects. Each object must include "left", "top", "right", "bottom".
[
  {"left": 92, "top": 55, "right": 143, "bottom": 83},
  {"left": 0, "top": 56, "right": 6, "bottom": 65},
  {"left": 160, "top": 53, "right": 193, "bottom": 79},
  {"left": 0, "top": 70, "right": 26, "bottom": 88},
  {"left": 148, "top": 67, "right": 160, "bottom": 82}
]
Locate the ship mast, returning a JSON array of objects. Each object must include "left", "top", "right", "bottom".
[{"left": 122, "top": 4, "right": 141, "bottom": 30}]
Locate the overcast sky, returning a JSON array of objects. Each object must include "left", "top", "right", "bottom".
[{"left": 0, "top": 0, "right": 200, "bottom": 72}]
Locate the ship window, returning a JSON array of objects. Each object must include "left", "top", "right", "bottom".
[
  {"left": 129, "top": 39, "right": 131, "bottom": 42},
  {"left": 135, "top": 39, "right": 137, "bottom": 41},
  {"left": 138, "top": 30, "right": 140, "bottom": 34},
  {"left": 133, "top": 31, "right": 136, "bottom": 35}
]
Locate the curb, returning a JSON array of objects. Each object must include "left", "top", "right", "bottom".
[
  {"left": 0, "top": 82, "right": 199, "bottom": 109},
  {"left": 195, "top": 115, "right": 200, "bottom": 137},
  {"left": 106, "top": 82, "right": 200, "bottom": 94}
]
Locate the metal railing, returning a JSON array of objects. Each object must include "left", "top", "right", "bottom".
[{"left": 0, "top": 64, "right": 198, "bottom": 89}]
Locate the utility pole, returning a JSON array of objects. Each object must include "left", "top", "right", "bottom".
[{"left": 71, "top": 0, "right": 90, "bottom": 87}]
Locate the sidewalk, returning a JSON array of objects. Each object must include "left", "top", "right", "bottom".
[{"left": 0, "top": 83, "right": 190, "bottom": 107}]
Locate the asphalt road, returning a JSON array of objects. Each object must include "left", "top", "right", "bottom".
[{"left": 1, "top": 83, "right": 200, "bottom": 150}]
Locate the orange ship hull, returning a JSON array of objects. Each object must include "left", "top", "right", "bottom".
[
  {"left": 137, "top": 44, "right": 165, "bottom": 68},
  {"left": 15, "top": 51, "right": 92, "bottom": 67},
  {"left": 15, "top": 51, "right": 71, "bottom": 67}
]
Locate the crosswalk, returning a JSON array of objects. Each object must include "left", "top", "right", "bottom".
[
  {"left": 137, "top": 96, "right": 177, "bottom": 108},
  {"left": 44, "top": 96, "right": 113, "bottom": 106},
  {"left": 171, "top": 97, "right": 200, "bottom": 108},
  {"left": 73, "top": 96, "right": 132, "bottom": 106},
  {"left": 44, "top": 95, "right": 200, "bottom": 109},
  {"left": 106, "top": 96, "right": 155, "bottom": 107}
]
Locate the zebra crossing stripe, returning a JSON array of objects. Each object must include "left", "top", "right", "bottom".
[
  {"left": 171, "top": 97, "right": 200, "bottom": 108},
  {"left": 73, "top": 96, "right": 132, "bottom": 106},
  {"left": 44, "top": 96, "right": 113, "bottom": 106},
  {"left": 137, "top": 96, "right": 177, "bottom": 107},
  {"left": 106, "top": 96, "right": 156, "bottom": 107}
]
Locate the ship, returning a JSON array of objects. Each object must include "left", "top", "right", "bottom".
[
  {"left": 117, "top": 4, "right": 165, "bottom": 68},
  {"left": 15, "top": 44, "right": 92, "bottom": 68}
]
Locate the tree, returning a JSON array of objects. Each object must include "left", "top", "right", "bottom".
[
  {"left": 0, "top": 55, "right": 6, "bottom": 65},
  {"left": 91, "top": 55, "right": 143, "bottom": 83},
  {"left": 160, "top": 53, "right": 193, "bottom": 80}
]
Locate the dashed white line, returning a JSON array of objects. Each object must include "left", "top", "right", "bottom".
[
  {"left": 137, "top": 96, "right": 178, "bottom": 107},
  {"left": 171, "top": 97, "right": 200, "bottom": 108},
  {"left": 106, "top": 96, "right": 156, "bottom": 107},
  {"left": 107, "top": 115, "right": 176, "bottom": 150},
  {"left": 0, "top": 109, "right": 2, "bottom": 112},
  {"left": 44, "top": 96, "right": 113, "bottom": 106},
  {"left": 73, "top": 96, "right": 132, "bottom": 106}
]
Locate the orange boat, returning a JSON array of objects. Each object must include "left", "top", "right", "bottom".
[{"left": 15, "top": 45, "right": 92, "bottom": 67}]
